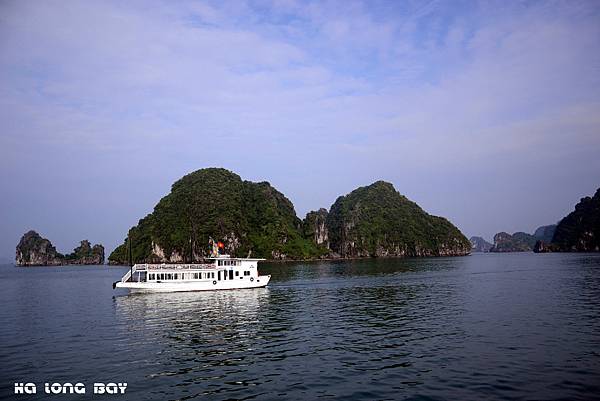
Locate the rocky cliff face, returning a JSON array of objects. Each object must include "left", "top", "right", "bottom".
[
  {"left": 490, "top": 231, "right": 536, "bottom": 252},
  {"left": 303, "top": 208, "right": 329, "bottom": 248},
  {"left": 552, "top": 188, "right": 600, "bottom": 252},
  {"left": 470, "top": 236, "right": 492, "bottom": 252},
  {"left": 16, "top": 231, "right": 105, "bottom": 266},
  {"left": 16, "top": 231, "right": 63, "bottom": 266},
  {"left": 324, "top": 181, "right": 471, "bottom": 258},
  {"left": 533, "top": 240, "right": 554, "bottom": 253}
]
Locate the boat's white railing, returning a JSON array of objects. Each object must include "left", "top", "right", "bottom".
[
  {"left": 121, "top": 269, "right": 133, "bottom": 283},
  {"left": 133, "top": 263, "right": 217, "bottom": 271}
]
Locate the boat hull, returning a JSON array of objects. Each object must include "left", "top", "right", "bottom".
[{"left": 115, "top": 275, "right": 271, "bottom": 293}]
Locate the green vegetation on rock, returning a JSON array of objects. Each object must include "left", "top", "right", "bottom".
[
  {"left": 109, "top": 169, "right": 471, "bottom": 263},
  {"left": 64, "top": 240, "right": 105, "bottom": 264},
  {"left": 109, "top": 168, "right": 325, "bottom": 264},
  {"left": 324, "top": 181, "right": 470, "bottom": 257}
]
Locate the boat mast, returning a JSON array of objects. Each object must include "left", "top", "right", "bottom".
[{"left": 127, "top": 235, "right": 133, "bottom": 268}]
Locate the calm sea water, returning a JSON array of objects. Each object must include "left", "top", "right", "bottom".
[{"left": 1, "top": 253, "right": 599, "bottom": 400}]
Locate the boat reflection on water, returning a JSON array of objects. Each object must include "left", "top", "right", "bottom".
[
  {"left": 112, "top": 288, "right": 276, "bottom": 399},
  {"left": 114, "top": 288, "right": 272, "bottom": 355},
  {"left": 114, "top": 287, "right": 270, "bottom": 331}
]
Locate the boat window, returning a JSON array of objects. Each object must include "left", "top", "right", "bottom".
[
  {"left": 235, "top": 271, "right": 239, "bottom": 277},
  {"left": 229, "top": 270, "right": 234, "bottom": 280}
]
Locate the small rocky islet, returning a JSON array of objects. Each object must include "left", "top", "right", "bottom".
[{"left": 15, "top": 230, "right": 105, "bottom": 266}]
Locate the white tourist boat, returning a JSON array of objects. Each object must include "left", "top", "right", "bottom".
[{"left": 113, "top": 255, "right": 270, "bottom": 292}]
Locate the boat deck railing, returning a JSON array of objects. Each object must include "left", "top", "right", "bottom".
[{"left": 133, "top": 263, "right": 217, "bottom": 271}]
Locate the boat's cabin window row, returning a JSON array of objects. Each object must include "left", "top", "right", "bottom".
[
  {"left": 148, "top": 272, "right": 215, "bottom": 281},
  {"left": 217, "top": 260, "right": 240, "bottom": 267},
  {"left": 244, "top": 271, "right": 251, "bottom": 276}
]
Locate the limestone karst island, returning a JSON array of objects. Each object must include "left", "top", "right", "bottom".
[
  {"left": 16, "top": 230, "right": 104, "bottom": 266},
  {"left": 108, "top": 168, "right": 471, "bottom": 264}
]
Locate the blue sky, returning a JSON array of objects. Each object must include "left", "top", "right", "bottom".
[{"left": 1, "top": 0, "right": 599, "bottom": 260}]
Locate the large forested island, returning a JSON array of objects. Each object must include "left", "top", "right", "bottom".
[
  {"left": 16, "top": 230, "right": 105, "bottom": 266},
  {"left": 108, "top": 168, "right": 471, "bottom": 264}
]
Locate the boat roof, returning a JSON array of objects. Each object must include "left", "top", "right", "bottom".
[{"left": 207, "top": 255, "right": 266, "bottom": 261}]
